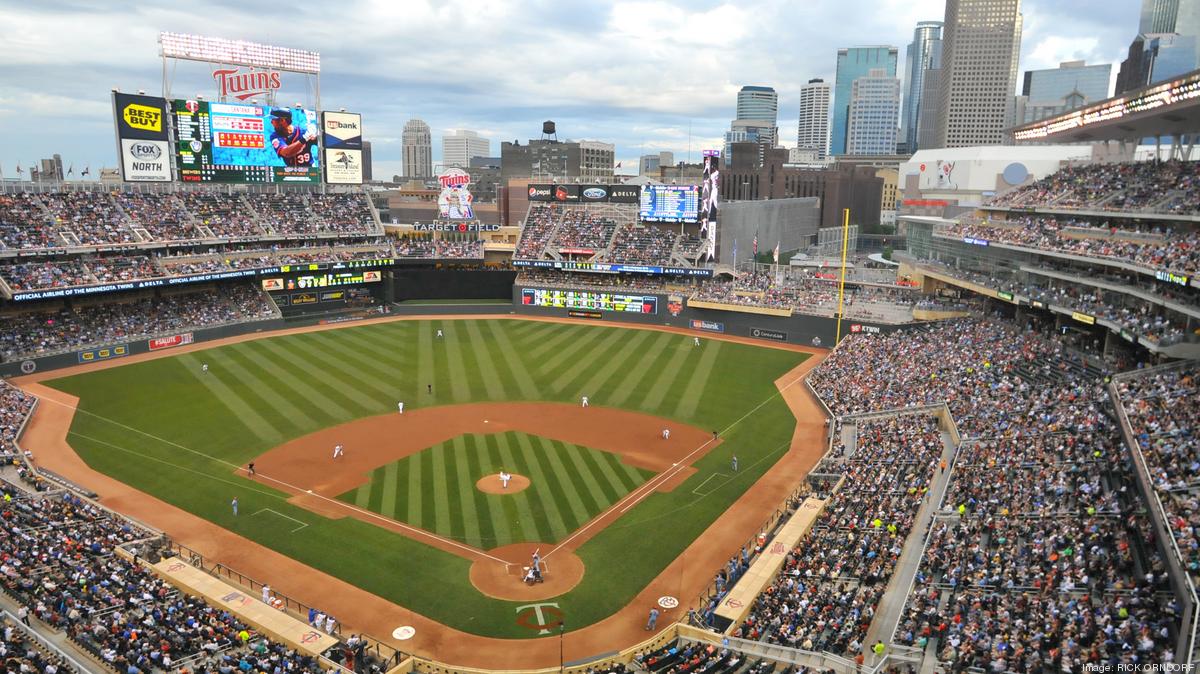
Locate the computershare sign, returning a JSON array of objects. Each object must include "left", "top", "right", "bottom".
[{"left": 112, "top": 92, "right": 172, "bottom": 182}]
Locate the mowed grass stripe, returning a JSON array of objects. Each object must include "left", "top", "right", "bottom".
[
  {"left": 419, "top": 445, "right": 436, "bottom": 531},
  {"left": 177, "top": 354, "right": 284, "bottom": 443},
  {"left": 462, "top": 435, "right": 497, "bottom": 547},
  {"left": 393, "top": 459, "right": 411, "bottom": 521},
  {"left": 257, "top": 335, "right": 390, "bottom": 409},
  {"left": 526, "top": 323, "right": 577, "bottom": 360},
  {"left": 442, "top": 441, "right": 466, "bottom": 542},
  {"left": 430, "top": 442, "right": 452, "bottom": 536},
  {"left": 237, "top": 340, "right": 359, "bottom": 418},
  {"left": 510, "top": 433, "right": 565, "bottom": 540},
  {"left": 640, "top": 337, "right": 697, "bottom": 412},
  {"left": 484, "top": 321, "right": 540, "bottom": 399},
  {"left": 463, "top": 321, "right": 507, "bottom": 400},
  {"left": 407, "top": 451, "right": 423, "bottom": 529},
  {"left": 441, "top": 324, "right": 472, "bottom": 402},
  {"left": 560, "top": 442, "right": 610, "bottom": 514},
  {"left": 605, "top": 452, "right": 645, "bottom": 491},
  {"left": 480, "top": 435, "right": 514, "bottom": 547},
  {"left": 673, "top": 340, "right": 723, "bottom": 420},
  {"left": 574, "top": 328, "right": 653, "bottom": 399},
  {"left": 452, "top": 436, "right": 483, "bottom": 548},
  {"left": 495, "top": 433, "right": 546, "bottom": 542},
  {"left": 550, "top": 327, "right": 629, "bottom": 393},
  {"left": 571, "top": 443, "right": 622, "bottom": 504},
  {"left": 380, "top": 460, "right": 399, "bottom": 519},
  {"left": 536, "top": 437, "right": 591, "bottom": 529},
  {"left": 607, "top": 332, "right": 675, "bottom": 407},
  {"left": 288, "top": 331, "right": 400, "bottom": 402},
  {"left": 353, "top": 476, "right": 372, "bottom": 508},
  {"left": 418, "top": 321, "right": 435, "bottom": 405},
  {"left": 218, "top": 346, "right": 320, "bottom": 425},
  {"left": 538, "top": 326, "right": 610, "bottom": 378}
]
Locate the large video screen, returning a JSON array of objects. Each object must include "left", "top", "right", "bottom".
[
  {"left": 173, "top": 100, "right": 320, "bottom": 183},
  {"left": 521, "top": 288, "right": 658, "bottom": 314},
  {"left": 639, "top": 184, "right": 700, "bottom": 223}
]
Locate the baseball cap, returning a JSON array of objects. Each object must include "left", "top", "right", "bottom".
[{"left": 270, "top": 108, "right": 293, "bottom": 121}]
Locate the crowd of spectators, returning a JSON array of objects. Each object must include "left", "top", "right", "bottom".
[
  {"left": 690, "top": 273, "right": 919, "bottom": 323},
  {"left": 0, "top": 193, "right": 60, "bottom": 250},
  {"left": 1116, "top": 364, "right": 1199, "bottom": 585},
  {"left": 254, "top": 194, "right": 321, "bottom": 236},
  {"left": 0, "top": 285, "right": 277, "bottom": 360},
  {"left": 177, "top": 192, "right": 263, "bottom": 239},
  {"left": 0, "top": 486, "right": 327, "bottom": 674},
  {"left": 805, "top": 318, "right": 1178, "bottom": 670},
  {"left": 39, "top": 192, "right": 135, "bottom": 246},
  {"left": 115, "top": 193, "right": 198, "bottom": 242},
  {"left": 515, "top": 205, "right": 562, "bottom": 259},
  {"left": 516, "top": 270, "right": 671, "bottom": 293},
  {"left": 989, "top": 160, "right": 1200, "bottom": 215},
  {"left": 605, "top": 223, "right": 678, "bottom": 265},
  {"left": 0, "top": 260, "right": 93, "bottom": 292},
  {"left": 552, "top": 209, "right": 619, "bottom": 252},
  {"left": 1, "top": 615, "right": 78, "bottom": 673},
  {"left": 306, "top": 194, "right": 376, "bottom": 234},
  {"left": 938, "top": 217, "right": 1200, "bottom": 275},
  {"left": 733, "top": 414, "right": 944, "bottom": 657},
  {"left": 86, "top": 255, "right": 164, "bottom": 284},
  {"left": 1, "top": 381, "right": 35, "bottom": 462}
]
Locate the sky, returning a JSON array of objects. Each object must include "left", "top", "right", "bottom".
[{"left": 0, "top": 0, "right": 1141, "bottom": 180}]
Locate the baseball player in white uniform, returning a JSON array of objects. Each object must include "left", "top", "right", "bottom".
[
  {"left": 581, "top": 395, "right": 589, "bottom": 408},
  {"left": 662, "top": 428, "right": 670, "bottom": 440},
  {"left": 333, "top": 444, "right": 344, "bottom": 459},
  {"left": 436, "top": 328, "right": 444, "bottom": 339},
  {"left": 397, "top": 401, "right": 405, "bottom": 414},
  {"left": 202, "top": 363, "right": 209, "bottom": 373},
  {"left": 694, "top": 337, "right": 700, "bottom": 347},
  {"left": 500, "top": 471, "right": 511, "bottom": 489}
]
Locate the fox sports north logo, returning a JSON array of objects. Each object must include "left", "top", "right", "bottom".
[{"left": 130, "top": 143, "right": 162, "bottom": 160}]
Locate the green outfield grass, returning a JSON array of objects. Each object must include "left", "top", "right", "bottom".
[
  {"left": 339, "top": 431, "right": 652, "bottom": 547},
  {"left": 46, "top": 318, "right": 807, "bottom": 638}
]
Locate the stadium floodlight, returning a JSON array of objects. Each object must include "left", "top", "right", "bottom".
[{"left": 159, "top": 32, "right": 321, "bottom": 74}]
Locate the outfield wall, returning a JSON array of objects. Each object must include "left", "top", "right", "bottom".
[{"left": 512, "top": 285, "right": 912, "bottom": 347}]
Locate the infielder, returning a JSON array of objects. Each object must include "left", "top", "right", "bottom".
[
  {"left": 500, "top": 471, "right": 511, "bottom": 489},
  {"left": 662, "top": 428, "right": 670, "bottom": 440},
  {"left": 397, "top": 401, "right": 405, "bottom": 414},
  {"left": 231, "top": 496, "right": 239, "bottom": 516},
  {"left": 581, "top": 395, "right": 589, "bottom": 408},
  {"left": 333, "top": 444, "right": 344, "bottom": 459}
]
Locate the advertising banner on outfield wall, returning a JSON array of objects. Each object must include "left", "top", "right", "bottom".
[
  {"left": 690, "top": 319, "right": 725, "bottom": 333},
  {"left": 750, "top": 327, "right": 787, "bottom": 342},
  {"left": 553, "top": 184, "right": 581, "bottom": 202},
  {"left": 113, "top": 92, "right": 172, "bottom": 183},
  {"left": 149, "top": 333, "right": 194, "bottom": 351},
  {"left": 78, "top": 344, "right": 129, "bottom": 363},
  {"left": 528, "top": 184, "right": 554, "bottom": 201},
  {"left": 322, "top": 111, "right": 364, "bottom": 184},
  {"left": 609, "top": 185, "right": 640, "bottom": 203}
]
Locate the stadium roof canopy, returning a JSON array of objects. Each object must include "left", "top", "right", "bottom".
[{"left": 1012, "top": 68, "right": 1200, "bottom": 143}]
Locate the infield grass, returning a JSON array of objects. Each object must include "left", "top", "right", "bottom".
[{"left": 47, "top": 318, "right": 806, "bottom": 638}]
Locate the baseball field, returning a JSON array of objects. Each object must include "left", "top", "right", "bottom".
[{"left": 43, "top": 317, "right": 808, "bottom": 639}]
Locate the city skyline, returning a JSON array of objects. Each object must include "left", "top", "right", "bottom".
[{"left": 0, "top": 0, "right": 1139, "bottom": 179}]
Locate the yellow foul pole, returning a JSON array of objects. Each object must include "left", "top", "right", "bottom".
[{"left": 835, "top": 208, "right": 850, "bottom": 344}]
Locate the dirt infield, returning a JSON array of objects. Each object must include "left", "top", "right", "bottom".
[
  {"left": 14, "top": 314, "right": 830, "bottom": 669},
  {"left": 470, "top": 543, "right": 585, "bottom": 601},
  {"left": 476, "top": 473, "right": 530, "bottom": 494}
]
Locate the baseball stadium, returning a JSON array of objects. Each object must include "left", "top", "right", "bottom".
[{"left": 1, "top": 26, "right": 1199, "bottom": 674}]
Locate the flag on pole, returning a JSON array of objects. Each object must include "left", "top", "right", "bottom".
[
  {"left": 67, "top": 165, "right": 74, "bottom": 176},
  {"left": 732, "top": 238, "right": 738, "bottom": 264},
  {"left": 16, "top": 162, "right": 23, "bottom": 175},
  {"left": 82, "top": 166, "right": 90, "bottom": 177},
  {"left": 772, "top": 241, "right": 780, "bottom": 265},
  {"left": 752, "top": 231, "right": 758, "bottom": 256}
]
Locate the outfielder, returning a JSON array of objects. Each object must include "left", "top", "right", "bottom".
[
  {"left": 397, "top": 401, "right": 405, "bottom": 414},
  {"left": 581, "top": 395, "right": 589, "bottom": 408}
]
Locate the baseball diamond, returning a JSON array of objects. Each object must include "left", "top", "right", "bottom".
[{"left": 36, "top": 318, "right": 808, "bottom": 640}]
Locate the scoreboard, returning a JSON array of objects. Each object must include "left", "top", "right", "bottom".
[
  {"left": 521, "top": 288, "right": 658, "bottom": 314},
  {"left": 639, "top": 185, "right": 700, "bottom": 223},
  {"left": 173, "top": 100, "right": 320, "bottom": 183}
]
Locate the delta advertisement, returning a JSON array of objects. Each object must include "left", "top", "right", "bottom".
[
  {"left": 113, "top": 92, "right": 172, "bottom": 182},
  {"left": 322, "top": 111, "right": 363, "bottom": 184},
  {"left": 527, "top": 184, "right": 640, "bottom": 204}
]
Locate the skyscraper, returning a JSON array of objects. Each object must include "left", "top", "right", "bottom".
[
  {"left": 797, "top": 79, "right": 831, "bottom": 159},
  {"left": 832, "top": 46, "right": 899, "bottom": 155},
  {"left": 902, "top": 22, "right": 943, "bottom": 152},
  {"left": 846, "top": 69, "right": 901, "bottom": 155},
  {"left": 736, "top": 86, "right": 779, "bottom": 124},
  {"left": 1015, "top": 61, "right": 1112, "bottom": 125},
  {"left": 402, "top": 118, "right": 432, "bottom": 179},
  {"left": 441, "top": 130, "right": 490, "bottom": 169},
  {"left": 935, "top": 0, "right": 1023, "bottom": 148},
  {"left": 1118, "top": 0, "right": 1200, "bottom": 94}
]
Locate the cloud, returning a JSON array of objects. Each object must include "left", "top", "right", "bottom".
[{"left": 0, "top": 0, "right": 1143, "bottom": 177}]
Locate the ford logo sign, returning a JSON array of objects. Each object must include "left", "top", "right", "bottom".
[
  {"left": 583, "top": 188, "right": 607, "bottom": 199},
  {"left": 131, "top": 143, "right": 162, "bottom": 160}
]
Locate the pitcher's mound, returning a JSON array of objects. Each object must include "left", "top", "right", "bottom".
[
  {"left": 470, "top": 542, "right": 584, "bottom": 600},
  {"left": 476, "top": 473, "right": 530, "bottom": 494}
]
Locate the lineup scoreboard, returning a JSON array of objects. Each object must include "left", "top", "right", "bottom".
[
  {"left": 521, "top": 288, "right": 658, "bottom": 314},
  {"left": 173, "top": 100, "right": 320, "bottom": 183},
  {"left": 261, "top": 269, "right": 382, "bottom": 292},
  {"left": 639, "top": 185, "right": 700, "bottom": 223}
]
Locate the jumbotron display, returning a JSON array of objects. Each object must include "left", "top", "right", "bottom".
[
  {"left": 639, "top": 184, "right": 700, "bottom": 223},
  {"left": 521, "top": 288, "right": 658, "bottom": 314},
  {"left": 173, "top": 100, "right": 320, "bottom": 183}
]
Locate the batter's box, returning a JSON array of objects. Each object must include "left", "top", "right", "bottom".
[{"left": 692, "top": 472, "right": 731, "bottom": 496}]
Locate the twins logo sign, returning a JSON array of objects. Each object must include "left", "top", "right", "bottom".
[{"left": 515, "top": 602, "right": 563, "bottom": 634}]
